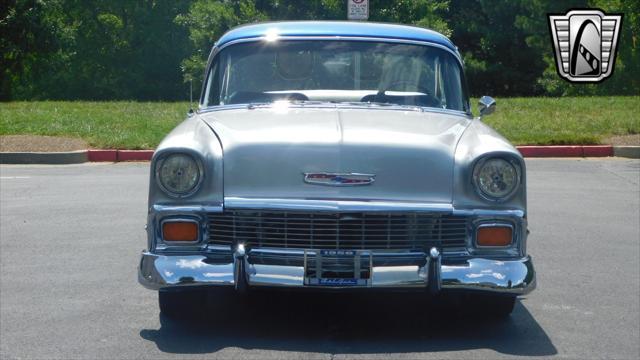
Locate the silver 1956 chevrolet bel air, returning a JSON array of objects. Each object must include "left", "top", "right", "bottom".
[{"left": 138, "top": 21, "right": 536, "bottom": 317}]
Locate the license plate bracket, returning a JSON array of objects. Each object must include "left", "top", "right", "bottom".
[{"left": 304, "top": 250, "right": 371, "bottom": 286}]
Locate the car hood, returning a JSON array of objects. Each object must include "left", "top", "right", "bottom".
[{"left": 199, "top": 106, "right": 470, "bottom": 203}]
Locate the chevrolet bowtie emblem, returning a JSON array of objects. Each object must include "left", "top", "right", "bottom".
[
  {"left": 303, "top": 172, "right": 375, "bottom": 186},
  {"left": 548, "top": 9, "right": 622, "bottom": 83}
]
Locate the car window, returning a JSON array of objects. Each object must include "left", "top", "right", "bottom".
[{"left": 204, "top": 40, "right": 468, "bottom": 112}]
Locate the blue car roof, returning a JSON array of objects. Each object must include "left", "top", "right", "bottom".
[{"left": 216, "top": 21, "right": 457, "bottom": 52}]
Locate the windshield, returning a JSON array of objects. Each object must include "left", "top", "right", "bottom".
[{"left": 203, "top": 40, "right": 468, "bottom": 112}]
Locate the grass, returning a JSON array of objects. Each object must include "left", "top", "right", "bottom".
[
  {"left": 1, "top": 97, "right": 638, "bottom": 149},
  {"left": 477, "top": 96, "right": 639, "bottom": 145},
  {"left": 0, "top": 101, "right": 189, "bottom": 150}
]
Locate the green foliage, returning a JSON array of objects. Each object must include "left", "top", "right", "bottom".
[
  {"left": 2, "top": 97, "right": 637, "bottom": 149},
  {"left": 478, "top": 96, "right": 639, "bottom": 145},
  {"left": 2, "top": 0, "right": 192, "bottom": 100},
  {"left": 175, "top": 0, "right": 268, "bottom": 86},
  {"left": 0, "top": 0, "right": 67, "bottom": 100},
  {"left": 1, "top": 0, "right": 639, "bottom": 100},
  {"left": 0, "top": 101, "right": 188, "bottom": 149}
]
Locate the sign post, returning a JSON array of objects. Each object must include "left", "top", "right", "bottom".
[{"left": 348, "top": 0, "right": 369, "bottom": 21}]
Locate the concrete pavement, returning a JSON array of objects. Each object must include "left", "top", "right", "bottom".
[{"left": 0, "top": 159, "right": 638, "bottom": 359}]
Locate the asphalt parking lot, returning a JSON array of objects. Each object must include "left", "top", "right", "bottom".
[{"left": 1, "top": 158, "right": 638, "bottom": 359}]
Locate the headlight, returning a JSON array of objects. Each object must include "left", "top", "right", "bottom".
[
  {"left": 472, "top": 157, "right": 521, "bottom": 201},
  {"left": 156, "top": 153, "right": 203, "bottom": 197}
]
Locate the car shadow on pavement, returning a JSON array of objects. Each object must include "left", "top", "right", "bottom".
[{"left": 140, "top": 290, "right": 557, "bottom": 356}]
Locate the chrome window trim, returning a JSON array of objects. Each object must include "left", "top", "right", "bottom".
[
  {"left": 210, "top": 36, "right": 464, "bottom": 67},
  {"left": 199, "top": 35, "right": 471, "bottom": 115}
]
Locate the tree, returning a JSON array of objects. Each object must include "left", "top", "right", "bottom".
[
  {"left": 3, "top": 0, "right": 192, "bottom": 100},
  {"left": 0, "top": 0, "right": 65, "bottom": 100},
  {"left": 2, "top": 0, "right": 638, "bottom": 100},
  {"left": 176, "top": 0, "right": 452, "bottom": 88}
]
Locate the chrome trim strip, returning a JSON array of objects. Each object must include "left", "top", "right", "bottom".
[
  {"left": 213, "top": 36, "right": 464, "bottom": 67},
  {"left": 206, "top": 244, "right": 232, "bottom": 252},
  {"left": 452, "top": 208, "right": 525, "bottom": 218},
  {"left": 249, "top": 248, "right": 308, "bottom": 256},
  {"left": 151, "top": 198, "right": 524, "bottom": 217},
  {"left": 197, "top": 102, "right": 473, "bottom": 119},
  {"left": 224, "top": 197, "right": 454, "bottom": 212},
  {"left": 152, "top": 204, "right": 224, "bottom": 213}
]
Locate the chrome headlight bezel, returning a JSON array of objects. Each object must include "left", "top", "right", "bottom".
[
  {"left": 472, "top": 156, "right": 522, "bottom": 202},
  {"left": 155, "top": 153, "right": 204, "bottom": 198}
]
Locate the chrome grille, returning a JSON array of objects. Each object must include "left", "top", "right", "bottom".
[{"left": 207, "top": 211, "right": 469, "bottom": 250}]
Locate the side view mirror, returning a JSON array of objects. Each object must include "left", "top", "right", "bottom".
[{"left": 478, "top": 96, "right": 496, "bottom": 117}]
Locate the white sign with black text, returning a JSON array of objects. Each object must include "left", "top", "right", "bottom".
[{"left": 348, "top": 0, "right": 368, "bottom": 21}]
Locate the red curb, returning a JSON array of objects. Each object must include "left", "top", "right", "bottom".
[
  {"left": 87, "top": 149, "right": 117, "bottom": 162},
  {"left": 582, "top": 145, "right": 614, "bottom": 157},
  {"left": 117, "top": 150, "right": 154, "bottom": 161},
  {"left": 516, "top": 145, "right": 613, "bottom": 157},
  {"left": 516, "top": 146, "right": 582, "bottom": 157}
]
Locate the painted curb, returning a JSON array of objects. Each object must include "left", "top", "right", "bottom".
[
  {"left": 87, "top": 149, "right": 153, "bottom": 162},
  {"left": 0, "top": 150, "right": 88, "bottom": 164},
  {"left": 117, "top": 150, "right": 154, "bottom": 161},
  {"left": 87, "top": 150, "right": 117, "bottom": 162},
  {"left": 613, "top": 146, "right": 640, "bottom": 159},
  {"left": 516, "top": 145, "right": 613, "bottom": 157}
]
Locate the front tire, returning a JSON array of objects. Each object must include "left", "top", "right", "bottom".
[{"left": 158, "top": 289, "right": 205, "bottom": 318}]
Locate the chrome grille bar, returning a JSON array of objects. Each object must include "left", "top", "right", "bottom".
[{"left": 207, "top": 211, "right": 469, "bottom": 250}]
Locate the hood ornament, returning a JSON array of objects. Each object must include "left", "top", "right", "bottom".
[{"left": 303, "top": 172, "right": 375, "bottom": 186}]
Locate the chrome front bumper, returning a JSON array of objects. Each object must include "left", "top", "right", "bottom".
[{"left": 138, "top": 248, "right": 536, "bottom": 295}]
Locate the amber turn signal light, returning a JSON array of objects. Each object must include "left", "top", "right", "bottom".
[
  {"left": 163, "top": 221, "right": 198, "bottom": 242},
  {"left": 477, "top": 226, "right": 512, "bottom": 247}
]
